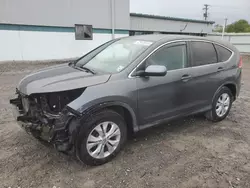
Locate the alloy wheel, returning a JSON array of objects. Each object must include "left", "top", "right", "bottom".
[
  {"left": 215, "top": 93, "right": 230, "bottom": 117},
  {"left": 86, "top": 121, "right": 121, "bottom": 159}
]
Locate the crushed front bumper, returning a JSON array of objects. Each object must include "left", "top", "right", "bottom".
[
  {"left": 10, "top": 95, "right": 77, "bottom": 153},
  {"left": 10, "top": 98, "right": 33, "bottom": 132}
]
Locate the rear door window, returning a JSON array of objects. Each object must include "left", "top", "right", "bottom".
[
  {"left": 214, "top": 44, "right": 232, "bottom": 62},
  {"left": 190, "top": 42, "right": 218, "bottom": 66}
]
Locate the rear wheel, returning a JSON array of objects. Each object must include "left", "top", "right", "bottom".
[
  {"left": 76, "top": 110, "right": 127, "bottom": 166},
  {"left": 205, "top": 86, "right": 233, "bottom": 122}
]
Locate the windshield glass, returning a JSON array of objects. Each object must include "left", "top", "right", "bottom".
[{"left": 75, "top": 39, "right": 152, "bottom": 73}]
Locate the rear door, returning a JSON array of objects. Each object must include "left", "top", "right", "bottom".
[{"left": 187, "top": 41, "right": 228, "bottom": 109}]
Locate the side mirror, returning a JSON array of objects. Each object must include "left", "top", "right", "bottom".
[{"left": 138, "top": 65, "right": 167, "bottom": 77}]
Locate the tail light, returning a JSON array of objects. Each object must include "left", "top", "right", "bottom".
[{"left": 238, "top": 56, "right": 243, "bottom": 68}]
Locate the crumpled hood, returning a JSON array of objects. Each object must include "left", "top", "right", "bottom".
[{"left": 17, "top": 63, "right": 111, "bottom": 95}]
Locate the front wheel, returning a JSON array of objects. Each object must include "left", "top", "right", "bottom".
[
  {"left": 76, "top": 110, "right": 127, "bottom": 166},
  {"left": 205, "top": 86, "right": 233, "bottom": 122}
]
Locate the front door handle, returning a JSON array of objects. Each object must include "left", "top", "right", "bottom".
[{"left": 181, "top": 74, "right": 192, "bottom": 82}]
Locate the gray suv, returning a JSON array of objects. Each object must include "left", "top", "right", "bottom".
[{"left": 10, "top": 35, "right": 242, "bottom": 165}]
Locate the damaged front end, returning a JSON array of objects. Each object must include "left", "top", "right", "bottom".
[{"left": 10, "top": 88, "right": 84, "bottom": 153}]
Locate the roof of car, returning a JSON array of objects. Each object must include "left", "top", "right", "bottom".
[
  {"left": 127, "top": 34, "right": 207, "bottom": 42},
  {"left": 126, "top": 34, "right": 235, "bottom": 50}
]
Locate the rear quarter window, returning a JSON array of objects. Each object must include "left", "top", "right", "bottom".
[
  {"left": 190, "top": 42, "right": 218, "bottom": 66},
  {"left": 214, "top": 44, "right": 232, "bottom": 62}
]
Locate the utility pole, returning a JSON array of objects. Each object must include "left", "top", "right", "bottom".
[
  {"left": 110, "top": 0, "right": 115, "bottom": 39},
  {"left": 203, "top": 4, "right": 209, "bottom": 21},
  {"left": 222, "top": 18, "right": 228, "bottom": 40}
]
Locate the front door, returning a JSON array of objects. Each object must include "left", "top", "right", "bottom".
[{"left": 135, "top": 42, "right": 194, "bottom": 125}]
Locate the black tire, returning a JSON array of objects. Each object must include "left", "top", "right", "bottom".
[
  {"left": 205, "top": 86, "right": 233, "bottom": 122},
  {"left": 76, "top": 109, "right": 127, "bottom": 166}
]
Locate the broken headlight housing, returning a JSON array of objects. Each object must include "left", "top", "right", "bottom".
[{"left": 37, "top": 88, "right": 85, "bottom": 114}]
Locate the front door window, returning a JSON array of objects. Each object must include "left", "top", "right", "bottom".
[{"left": 146, "top": 44, "right": 187, "bottom": 71}]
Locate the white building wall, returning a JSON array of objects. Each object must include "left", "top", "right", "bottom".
[
  {"left": 130, "top": 16, "right": 213, "bottom": 33},
  {"left": 0, "top": 0, "right": 130, "bottom": 30},
  {"left": 208, "top": 33, "right": 250, "bottom": 53},
  {"left": 0, "top": 29, "right": 128, "bottom": 61},
  {"left": 0, "top": 0, "right": 130, "bottom": 61}
]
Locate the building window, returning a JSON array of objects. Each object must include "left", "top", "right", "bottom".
[
  {"left": 129, "top": 30, "right": 154, "bottom": 36},
  {"left": 75, "top": 24, "right": 93, "bottom": 40}
]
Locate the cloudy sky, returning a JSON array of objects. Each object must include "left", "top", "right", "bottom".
[{"left": 130, "top": 0, "right": 250, "bottom": 25}]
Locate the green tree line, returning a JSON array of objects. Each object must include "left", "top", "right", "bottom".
[{"left": 213, "top": 19, "right": 250, "bottom": 33}]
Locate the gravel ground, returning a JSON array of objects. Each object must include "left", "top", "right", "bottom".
[{"left": 1, "top": 58, "right": 250, "bottom": 188}]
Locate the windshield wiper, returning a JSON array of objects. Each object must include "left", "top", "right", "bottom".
[
  {"left": 80, "top": 66, "right": 96, "bottom": 74},
  {"left": 68, "top": 60, "right": 77, "bottom": 67},
  {"left": 69, "top": 63, "right": 96, "bottom": 74}
]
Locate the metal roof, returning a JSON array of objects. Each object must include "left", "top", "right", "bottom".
[{"left": 130, "top": 13, "right": 215, "bottom": 25}]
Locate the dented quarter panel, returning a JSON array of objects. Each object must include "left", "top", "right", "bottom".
[{"left": 18, "top": 63, "right": 111, "bottom": 95}]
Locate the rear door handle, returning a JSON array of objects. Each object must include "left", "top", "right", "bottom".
[
  {"left": 217, "top": 67, "right": 224, "bottom": 72},
  {"left": 181, "top": 74, "right": 192, "bottom": 82}
]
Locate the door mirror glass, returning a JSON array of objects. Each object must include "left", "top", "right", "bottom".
[{"left": 141, "top": 65, "right": 167, "bottom": 76}]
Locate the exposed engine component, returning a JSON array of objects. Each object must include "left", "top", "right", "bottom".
[
  {"left": 36, "top": 88, "right": 85, "bottom": 114},
  {"left": 10, "top": 88, "right": 84, "bottom": 150}
]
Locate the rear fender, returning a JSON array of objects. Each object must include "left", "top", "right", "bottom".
[{"left": 212, "top": 82, "right": 237, "bottom": 103}]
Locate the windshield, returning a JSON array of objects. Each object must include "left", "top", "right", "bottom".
[{"left": 75, "top": 39, "right": 152, "bottom": 73}]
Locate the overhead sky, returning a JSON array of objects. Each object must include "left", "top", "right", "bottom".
[{"left": 130, "top": 0, "right": 250, "bottom": 25}]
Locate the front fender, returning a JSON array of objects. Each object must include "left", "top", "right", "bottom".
[
  {"left": 67, "top": 99, "right": 139, "bottom": 132},
  {"left": 78, "top": 101, "right": 139, "bottom": 132},
  {"left": 66, "top": 78, "right": 138, "bottom": 131}
]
